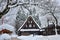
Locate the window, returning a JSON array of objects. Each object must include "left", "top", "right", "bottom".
[
  {"left": 28, "top": 21, "right": 30, "bottom": 23},
  {"left": 10, "top": 0, "right": 12, "bottom": 1},
  {"left": 31, "top": 21, "right": 32, "bottom": 23},
  {"left": 26, "top": 25, "right": 27, "bottom": 27},
  {"left": 33, "top": 25, "right": 35, "bottom": 27},
  {"left": 57, "top": 29, "right": 60, "bottom": 31},
  {"left": 29, "top": 24, "right": 32, "bottom": 27}
]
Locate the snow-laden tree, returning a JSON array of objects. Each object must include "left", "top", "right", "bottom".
[
  {"left": 38, "top": 0, "right": 60, "bottom": 35},
  {"left": 15, "top": 0, "right": 42, "bottom": 34},
  {"left": 15, "top": 6, "right": 27, "bottom": 33},
  {"left": 38, "top": 0, "right": 60, "bottom": 26},
  {"left": 0, "top": 0, "right": 17, "bottom": 18},
  {"left": 0, "top": 0, "right": 9, "bottom": 18},
  {"left": 21, "top": 0, "right": 41, "bottom": 26}
]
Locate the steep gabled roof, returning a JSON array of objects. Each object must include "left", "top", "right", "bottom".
[{"left": 18, "top": 15, "right": 41, "bottom": 31}]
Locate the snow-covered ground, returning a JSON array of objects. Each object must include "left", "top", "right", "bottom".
[
  {"left": 0, "top": 34, "right": 60, "bottom": 40},
  {"left": 17, "top": 35, "right": 60, "bottom": 40},
  {"left": 18, "top": 35, "right": 60, "bottom": 40},
  {"left": 0, "top": 33, "right": 11, "bottom": 40}
]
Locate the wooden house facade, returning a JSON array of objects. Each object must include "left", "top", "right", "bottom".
[
  {"left": 17, "top": 15, "right": 60, "bottom": 36},
  {"left": 42, "top": 25, "right": 60, "bottom": 35},
  {"left": 42, "top": 24, "right": 56, "bottom": 36},
  {"left": 18, "top": 15, "right": 41, "bottom": 36},
  {"left": 56, "top": 26, "right": 60, "bottom": 34}
]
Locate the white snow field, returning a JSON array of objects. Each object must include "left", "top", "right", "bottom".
[
  {"left": 17, "top": 35, "right": 60, "bottom": 40},
  {"left": 0, "top": 34, "right": 60, "bottom": 40},
  {"left": 0, "top": 33, "right": 11, "bottom": 40}
]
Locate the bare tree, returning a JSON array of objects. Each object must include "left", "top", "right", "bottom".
[
  {"left": 38, "top": 0, "right": 60, "bottom": 35},
  {"left": 38, "top": 0, "right": 60, "bottom": 26},
  {"left": 0, "top": 0, "right": 17, "bottom": 18},
  {"left": 0, "top": 0, "right": 9, "bottom": 18}
]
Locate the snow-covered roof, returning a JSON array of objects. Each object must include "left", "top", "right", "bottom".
[
  {"left": 0, "top": 24, "right": 15, "bottom": 31},
  {"left": 18, "top": 15, "right": 41, "bottom": 31}
]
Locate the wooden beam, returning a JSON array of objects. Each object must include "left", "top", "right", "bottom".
[{"left": 20, "top": 29, "right": 40, "bottom": 31}]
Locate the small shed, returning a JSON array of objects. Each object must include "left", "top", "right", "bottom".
[
  {"left": 18, "top": 15, "right": 41, "bottom": 36},
  {"left": 0, "top": 24, "right": 15, "bottom": 34},
  {"left": 42, "top": 24, "right": 55, "bottom": 36}
]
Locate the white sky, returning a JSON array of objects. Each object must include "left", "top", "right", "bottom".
[{"left": 57, "top": 0, "right": 60, "bottom": 5}]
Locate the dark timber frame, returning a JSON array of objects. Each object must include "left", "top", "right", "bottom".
[{"left": 18, "top": 15, "right": 41, "bottom": 36}]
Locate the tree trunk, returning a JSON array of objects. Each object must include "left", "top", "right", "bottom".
[
  {"left": 0, "top": 0, "right": 10, "bottom": 18},
  {"left": 51, "top": 13, "right": 58, "bottom": 26},
  {"left": 51, "top": 13, "right": 58, "bottom": 35}
]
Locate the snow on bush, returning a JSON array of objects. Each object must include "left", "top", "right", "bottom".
[
  {"left": 2, "top": 6, "right": 20, "bottom": 26},
  {"left": 0, "top": 33, "right": 11, "bottom": 40},
  {"left": 0, "top": 24, "right": 15, "bottom": 32}
]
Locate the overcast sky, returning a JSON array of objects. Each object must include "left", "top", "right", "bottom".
[{"left": 57, "top": 0, "right": 60, "bottom": 5}]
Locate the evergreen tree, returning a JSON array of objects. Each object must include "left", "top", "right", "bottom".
[{"left": 15, "top": 7, "right": 27, "bottom": 34}]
